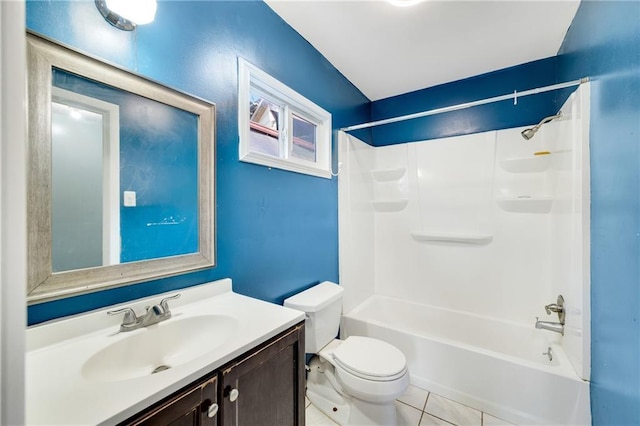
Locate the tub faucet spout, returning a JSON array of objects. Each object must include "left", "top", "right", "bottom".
[{"left": 535, "top": 317, "right": 564, "bottom": 335}]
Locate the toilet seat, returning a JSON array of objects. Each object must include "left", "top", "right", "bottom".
[{"left": 331, "top": 336, "right": 407, "bottom": 382}]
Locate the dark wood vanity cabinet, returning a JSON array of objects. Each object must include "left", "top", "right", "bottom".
[
  {"left": 220, "top": 322, "right": 305, "bottom": 426},
  {"left": 121, "top": 322, "right": 305, "bottom": 426},
  {"left": 126, "top": 375, "right": 218, "bottom": 426}
]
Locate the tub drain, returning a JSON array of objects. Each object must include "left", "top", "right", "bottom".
[{"left": 151, "top": 365, "right": 171, "bottom": 374}]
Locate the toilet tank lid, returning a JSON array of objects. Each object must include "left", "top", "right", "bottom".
[{"left": 283, "top": 282, "right": 343, "bottom": 312}]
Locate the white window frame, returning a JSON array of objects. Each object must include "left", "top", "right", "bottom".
[{"left": 238, "top": 58, "right": 332, "bottom": 179}]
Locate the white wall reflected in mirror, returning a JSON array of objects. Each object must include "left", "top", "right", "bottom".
[{"left": 51, "top": 87, "right": 120, "bottom": 272}]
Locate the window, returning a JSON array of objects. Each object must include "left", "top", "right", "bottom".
[{"left": 238, "top": 58, "right": 332, "bottom": 178}]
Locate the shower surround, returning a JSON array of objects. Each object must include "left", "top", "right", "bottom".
[{"left": 338, "top": 85, "right": 590, "bottom": 425}]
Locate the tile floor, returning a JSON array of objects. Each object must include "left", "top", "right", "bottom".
[{"left": 305, "top": 384, "right": 517, "bottom": 426}]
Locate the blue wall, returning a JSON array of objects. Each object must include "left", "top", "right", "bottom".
[
  {"left": 369, "top": 56, "right": 569, "bottom": 146},
  {"left": 558, "top": 1, "right": 640, "bottom": 424},
  {"left": 27, "top": 0, "right": 370, "bottom": 324}
]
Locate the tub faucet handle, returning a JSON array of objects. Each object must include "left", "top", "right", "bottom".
[
  {"left": 544, "top": 295, "right": 565, "bottom": 324},
  {"left": 544, "top": 303, "right": 562, "bottom": 315}
]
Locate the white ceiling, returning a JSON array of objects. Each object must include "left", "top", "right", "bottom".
[{"left": 265, "top": 0, "right": 580, "bottom": 101}]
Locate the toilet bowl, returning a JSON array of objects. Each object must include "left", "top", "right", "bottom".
[
  {"left": 283, "top": 282, "right": 409, "bottom": 426},
  {"left": 324, "top": 336, "right": 409, "bottom": 401}
]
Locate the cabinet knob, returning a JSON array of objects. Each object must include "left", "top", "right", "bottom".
[
  {"left": 207, "top": 403, "right": 219, "bottom": 418},
  {"left": 229, "top": 388, "right": 239, "bottom": 402}
]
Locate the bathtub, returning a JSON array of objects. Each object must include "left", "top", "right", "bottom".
[{"left": 341, "top": 295, "right": 590, "bottom": 425}]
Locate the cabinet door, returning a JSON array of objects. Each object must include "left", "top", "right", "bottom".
[
  {"left": 123, "top": 375, "right": 218, "bottom": 426},
  {"left": 220, "top": 323, "right": 305, "bottom": 426}
]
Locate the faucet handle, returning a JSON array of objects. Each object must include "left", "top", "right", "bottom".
[
  {"left": 544, "top": 295, "right": 566, "bottom": 324},
  {"left": 159, "top": 293, "right": 181, "bottom": 313},
  {"left": 544, "top": 304, "right": 562, "bottom": 315},
  {"left": 107, "top": 307, "right": 139, "bottom": 329}
]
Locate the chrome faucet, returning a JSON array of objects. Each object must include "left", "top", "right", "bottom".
[
  {"left": 107, "top": 293, "right": 181, "bottom": 332},
  {"left": 535, "top": 294, "right": 565, "bottom": 335},
  {"left": 544, "top": 295, "right": 566, "bottom": 324},
  {"left": 535, "top": 317, "right": 564, "bottom": 335}
]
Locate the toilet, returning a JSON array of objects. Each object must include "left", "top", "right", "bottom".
[{"left": 284, "top": 282, "right": 409, "bottom": 426}]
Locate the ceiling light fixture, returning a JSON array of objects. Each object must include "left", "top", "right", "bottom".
[
  {"left": 95, "top": 0, "right": 157, "bottom": 31},
  {"left": 388, "top": 0, "right": 424, "bottom": 7}
]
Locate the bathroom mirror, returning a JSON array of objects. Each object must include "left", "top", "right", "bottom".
[{"left": 26, "top": 33, "right": 215, "bottom": 303}]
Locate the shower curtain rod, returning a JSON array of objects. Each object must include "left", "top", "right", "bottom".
[{"left": 340, "top": 77, "right": 589, "bottom": 132}]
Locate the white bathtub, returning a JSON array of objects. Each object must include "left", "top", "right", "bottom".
[{"left": 341, "top": 295, "right": 590, "bottom": 425}]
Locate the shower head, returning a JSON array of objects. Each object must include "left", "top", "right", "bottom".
[
  {"left": 521, "top": 128, "right": 537, "bottom": 140},
  {"left": 521, "top": 112, "right": 562, "bottom": 140}
]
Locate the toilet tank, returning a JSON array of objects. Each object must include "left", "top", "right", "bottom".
[{"left": 283, "top": 282, "right": 344, "bottom": 353}]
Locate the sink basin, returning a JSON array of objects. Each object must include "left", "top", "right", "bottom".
[{"left": 82, "top": 315, "right": 238, "bottom": 383}]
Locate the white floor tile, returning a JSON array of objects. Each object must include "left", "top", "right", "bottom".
[
  {"left": 396, "top": 401, "right": 423, "bottom": 426},
  {"left": 420, "top": 413, "right": 456, "bottom": 426},
  {"left": 398, "top": 384, "right": 430, "bottom": 410},
  {"left": 482, "top": 413, "right": 515, "bottom": 426},
  {"left": 306, "top": 396, "right": 311, "bottom": 408},
  {"left": 306, "top": 404, "right": 338, "bottom": 426},
  {"left": 424, "top": 394, "right": 481, "bottom": 426},
  {"left": 305, "top": 388, "right": 515, "bottom": 426}
]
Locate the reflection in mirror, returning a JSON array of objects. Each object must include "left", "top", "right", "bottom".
[
  {"left": 51, "top": 87, "right": 120, "bottom": 272},
  {"left": 27, "top": 32, "right": 215, "bottom": 303},
  {"left": 51, "top": 68, "right": 200, "bottom": 269}
]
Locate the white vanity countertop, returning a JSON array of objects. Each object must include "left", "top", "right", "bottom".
[{"left": 26, "top": 278, "right": 305, "bottom": 425}]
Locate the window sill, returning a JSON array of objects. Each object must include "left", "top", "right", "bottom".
[{"left": 240, "top": 151, "right": 331, "bottom": 179}]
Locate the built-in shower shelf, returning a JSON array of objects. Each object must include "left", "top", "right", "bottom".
[
  {"left": 410, "top": 232, "right": 493, "bottom": 245},
  {"left": 496, "top": 196, "right": 553, "bottom": 213},
  {"left": 371, "top": 199, "right": 408, "bottom": 212},
  {"left": 500, "top": 155, "right": 551, "bottom": 173},
  {"left": 371, "top": 167, "right": 407, "bottom": 182}
]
